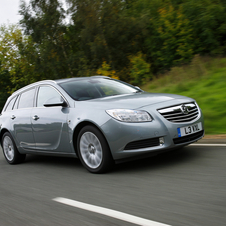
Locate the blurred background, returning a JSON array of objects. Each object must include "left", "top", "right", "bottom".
[{"left": 0, "top": 0, "right": 226, "bottom": 134}]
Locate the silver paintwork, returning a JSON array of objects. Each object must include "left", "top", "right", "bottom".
[{"left": 0, "top": 76, "right": 204, "bottom": 166}]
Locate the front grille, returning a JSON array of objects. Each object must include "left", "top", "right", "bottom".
[
  {"left": 158, "top": 102, "right": 199, "bottom": 123},
  {"left": 173, "top": 130, "right": 204, "bottom": 144},
  {"left": 124, "top": 137, "right": 160, "bottom": 150}
]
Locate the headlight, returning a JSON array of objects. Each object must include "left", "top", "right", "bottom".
[{"left": 106, "top": 109, "right": 152, "bottom": 122}]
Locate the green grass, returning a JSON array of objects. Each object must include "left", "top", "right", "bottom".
[{"left": 141, "top": 55, "right": 226, "bottom": 135}]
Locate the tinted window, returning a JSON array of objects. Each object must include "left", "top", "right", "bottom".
[
  {"left": 18, "top": 89, "right": 35, "bottom": 109},
  {"left": 60, "top": 78, "right": 139, "bottom": 101},
  {"left": 5, "top": 96, "right": 17, "bottom": 111},
  {"left": 37, "top": 86, "right": 62, "bottom": 107}
]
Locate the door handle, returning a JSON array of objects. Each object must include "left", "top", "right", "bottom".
[
  {"left": 11, "top": 115, "right": 16, "bottom": 120},
  {"left": 33, "top": 115, "right": 39, "bottom": 120}
]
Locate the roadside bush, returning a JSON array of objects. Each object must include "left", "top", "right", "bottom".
[{"left": 129, "top": 52, "right": 152, "bottom": 85}]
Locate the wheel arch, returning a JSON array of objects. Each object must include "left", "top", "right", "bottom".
[
  {"left": 72, "top": 121, "right": 112, "bottom": 157},
  {"left": 0, "top": 128, "right": 10, "bottom": 146}
]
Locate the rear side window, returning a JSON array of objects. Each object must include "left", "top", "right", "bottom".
[
  {"left": 18, "top": 88, "right": 35, "bottom": 109},
  {"left": 13, "top": 95, "right": 20, "bottom": 110},
  {"left": 5, "top": 96, "right": 17, "bottom": 112}
]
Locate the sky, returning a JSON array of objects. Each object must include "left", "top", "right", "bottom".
[
  {"left": 0, "top": 0, "right": 29, "bottom": 25},
  {"left": 0, "top": 0, "right": 69, "bottom": 26}
]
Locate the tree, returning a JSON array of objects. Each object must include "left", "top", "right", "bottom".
[
  {"left": 20, "top": 0, "right": 75, "bottom": 79},
  {"left": 0, "top": 24, "right": 38, "bottom": 93},
  {"left": 66, "top": 0, "right": 143, "bottom": 77},
  {"left": 182, "top": 0, "right": 226, "bottom": 54},
  {"left": 144, "top": 3, "right": 194, "bottom": 72},
  {"left": 0, "top": 66, "right": 11, "bottom": 111},
  {"left": 0, "top": 24, "right": 26, "bottom": 110},
  {"left": 17, "top": 0, "right": 226, "bottom": 84}
]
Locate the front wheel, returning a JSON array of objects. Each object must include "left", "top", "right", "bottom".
[
  {"left": 77, "top": 126, "right": 113, "bottom": 173},
  {"left": 2, "top": 132, "right": 26, "bottom": 164}
]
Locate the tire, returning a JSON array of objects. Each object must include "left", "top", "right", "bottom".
[
  {"left": 2, "top": 132, "right": 26, "bottom": 164},
  {"left": 77, "top": 126, "right": 114, "bottom": 173}
]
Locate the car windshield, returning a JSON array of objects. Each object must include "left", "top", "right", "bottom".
[{"left": 59, "top": 78, "right": 140, "bottom": 101}]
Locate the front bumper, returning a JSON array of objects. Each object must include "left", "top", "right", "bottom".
[{"left": 101, "top": 105, "right": 204, "bottom": 161}]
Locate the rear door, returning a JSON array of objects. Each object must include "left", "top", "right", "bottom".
[{"left": 12, "top": 88, "right": 36, "bottom": 150}]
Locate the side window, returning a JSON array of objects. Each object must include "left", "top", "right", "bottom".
[
  {"left": 37, "top": 86, "right": 62, "bottom": 107},
  {"left": 13, "top": 95, "right": 20, "bottom": 110},
  {"left": 18, "top": 89, "right": 35, "bottom": 109},
  {"left": 5, "top": 96, "right": 17, "bottom": 112}
]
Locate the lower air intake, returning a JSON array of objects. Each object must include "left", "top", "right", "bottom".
[{"left": 124, "top": 137, "right": 160, "bottom": 150}]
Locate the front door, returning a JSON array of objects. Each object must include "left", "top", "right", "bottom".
[{"left": 31, "top": 86, "right": 70, "bottom": 152}]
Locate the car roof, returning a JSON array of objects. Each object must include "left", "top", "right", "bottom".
[
  {"left": 54, "top": 76, "right": 109, "bottom": 84},
  {"left": 11, "top": 76, "right": 109, "bottom": 96}
]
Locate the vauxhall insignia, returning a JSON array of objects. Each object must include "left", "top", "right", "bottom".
[{"left": 181, "top": 104, "right": 189, "bottom": 114}]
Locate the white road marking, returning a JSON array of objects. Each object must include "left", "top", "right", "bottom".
[
  {"left": 53, "top": 197, "right": 171, "bottom": 226},
  {"left": 189, "top": 144, "right": 226, "bottom": 147}
]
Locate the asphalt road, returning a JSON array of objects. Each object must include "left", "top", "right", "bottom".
[{"left": 0, "top": 144, "right": 225, "bottom": 226}]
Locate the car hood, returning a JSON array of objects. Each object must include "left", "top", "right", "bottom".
[{"left": 77, "top": 92, "right": 194, "bottom": 109}]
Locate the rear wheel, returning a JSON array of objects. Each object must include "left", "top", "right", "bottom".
[
  {"left": 77, "top": 126, "right": 113, "bottom": 173},
  {"left": 2, "top": 132, "right": 26, "bottom": 164}
]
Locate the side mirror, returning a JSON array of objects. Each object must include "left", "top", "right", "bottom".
[
  {"left": 43, "top": 97, "right": 67, "bottom": 107},
  {"left": 135, "top": 86, "right": 143, "bottom": 92}
]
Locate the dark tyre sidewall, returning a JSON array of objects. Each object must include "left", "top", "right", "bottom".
[{"left": 77, "top": 126, "right": 113, "bottom": 173}]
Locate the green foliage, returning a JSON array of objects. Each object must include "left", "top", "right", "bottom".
[
  {"left": 129, "top": 52, "right": 151, "bottom": 85},
  {"left": 67, "top": 0, "right": 142, "bottom": 72},
  {"left": 181, "top": 0, "right": 226, "bottom": 54},
  {"left": 96, "top": 61, "right": 119, "bottom": 80},
  {"left": 1, "top": 0, "right": 226, "bottom": 115},
  {"left": 17, "top": 0, "right": 226, "bottom": 80},
  {"left": 158, "top": 5, "right": 194, "bottom": 64},
  {"left": 145, "top": 4, "right": 194, "bottom": 71},
  {"left": 0, "top": 24, "right": 19, "bottom": 110},
  {"left": 0, "top": 24, "right": 37, "bottom": 92},
  {"left": 20, "top": 0, "right": 76, "bottom": 79},
  {"left": 0, "top": 67, "right": 11, "bottom": 112}
]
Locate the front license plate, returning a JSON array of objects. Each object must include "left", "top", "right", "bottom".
[{"left": 177, "top": 122, "right": 202, "bottom": 137}]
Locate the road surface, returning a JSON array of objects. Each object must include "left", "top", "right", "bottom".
[{"left": 0, "top": 144, "right": 225, "bottom": 226}]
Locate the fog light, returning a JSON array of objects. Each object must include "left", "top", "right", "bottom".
[{"left": 159, "top": 137, "right": 164, "bottom": 146}]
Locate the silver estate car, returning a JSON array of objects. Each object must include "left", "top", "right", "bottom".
[{"left": 0, "top": 76, "right": 204, "bottom": 173}]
